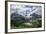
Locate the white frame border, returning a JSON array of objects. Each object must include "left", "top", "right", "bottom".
[{"left": 7, "top": 2, "right": 45, "bottom": 32}]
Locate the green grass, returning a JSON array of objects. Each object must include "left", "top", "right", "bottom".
[{"left": 11, "top": 20, "right": 42, "bottom": 29}]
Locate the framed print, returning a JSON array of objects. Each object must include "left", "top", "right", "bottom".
[{"left": 5, "top": 1, "right": 45, "bottom": 33}]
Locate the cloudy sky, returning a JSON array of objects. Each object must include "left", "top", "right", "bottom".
[{"left": 10, "top": 4, "right": 42, "bottom": 17}]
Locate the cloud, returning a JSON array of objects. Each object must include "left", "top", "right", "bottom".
[{"left": 10, "top": 4, "right": 42, "bottom": 17}]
